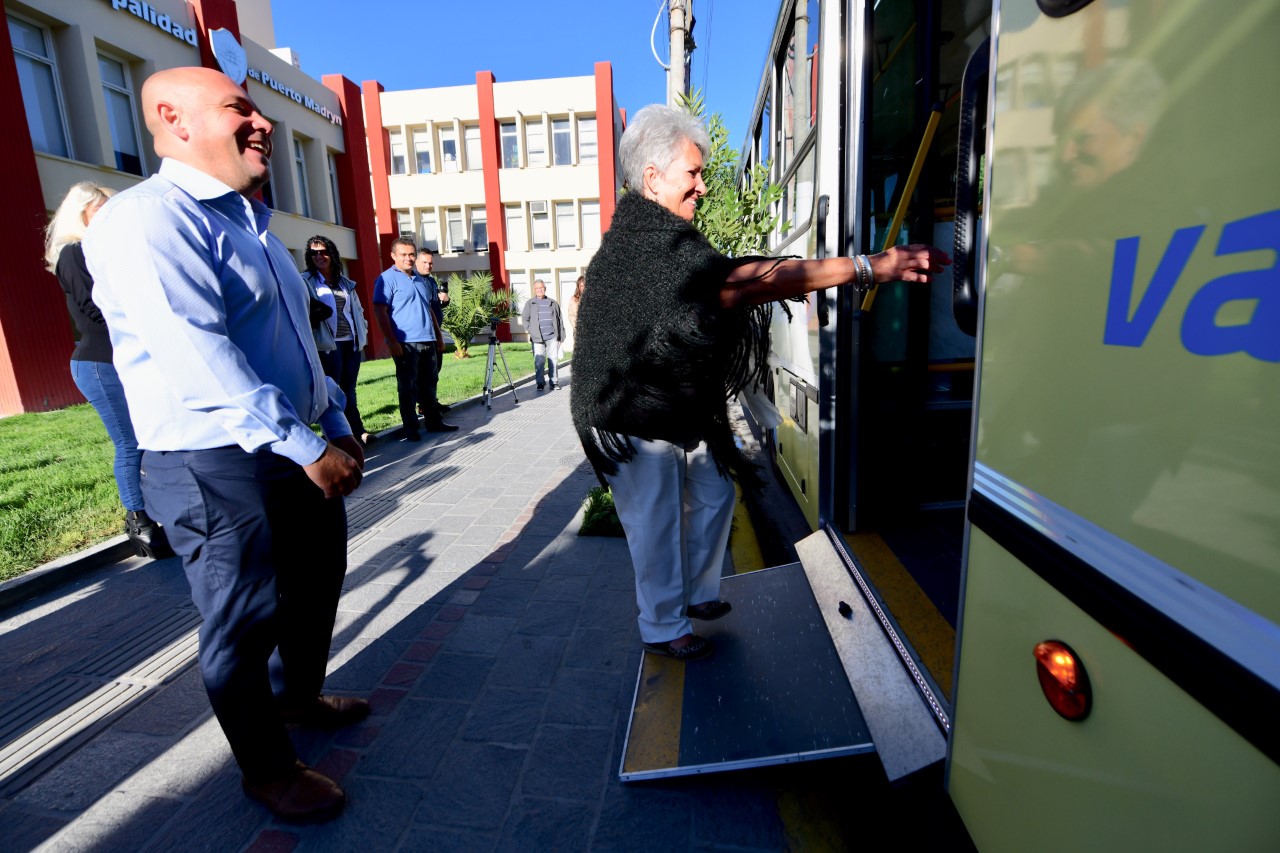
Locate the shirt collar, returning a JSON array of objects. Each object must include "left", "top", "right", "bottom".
[
  {"left": 159, "top": 158, "right": 272, "bottom": 230},
  {"left": 385, "top": 266, "right": 423, "bottom": 282}
]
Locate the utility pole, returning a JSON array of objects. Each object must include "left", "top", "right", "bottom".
[{"left": 667, "top": 0, "right": 694, "bottom": 106}]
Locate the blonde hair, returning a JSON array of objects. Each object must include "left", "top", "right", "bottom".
[{"left": 44, "top": 182, "right": 115, "bottom": 272}]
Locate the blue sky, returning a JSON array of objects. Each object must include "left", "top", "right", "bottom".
[{"left": 270, "top": 0, "right": 780, "bottom": 152}]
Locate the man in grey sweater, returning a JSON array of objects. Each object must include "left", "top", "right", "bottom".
[{"left": 520, "top": 279, "right": 565, "bottom": 391}]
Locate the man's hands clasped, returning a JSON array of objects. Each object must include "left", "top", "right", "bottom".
[{"left": 304, "top": 438, "right": 365, "bottom": 498}]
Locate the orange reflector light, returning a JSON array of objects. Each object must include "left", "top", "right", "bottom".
[{"left": 1034, "top": 640, "right": 1091, "bottom": 721}]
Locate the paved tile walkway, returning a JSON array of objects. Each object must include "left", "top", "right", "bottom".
[{"left": 0, "top": 368, "right": 971, "bottom": 852}]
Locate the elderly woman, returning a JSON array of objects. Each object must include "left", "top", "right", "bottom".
[
  {"left": 571, "top": 105, "right": 949, "bottom": 660},
  {"left": 46, "top": 181, "right": 172, "bottom": 559}
]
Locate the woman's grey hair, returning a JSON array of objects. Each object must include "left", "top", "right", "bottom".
[
  {"left": 44, "top": 182, "right": 115, "bottom": 272},
  {"left": 618, "top": 105, "right": 711, "bottom": 192}
]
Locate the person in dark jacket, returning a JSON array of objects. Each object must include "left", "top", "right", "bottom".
[
  {"left": 45, "top": 181, "right": 172, "bottom": 559},
  {"left": 414, "top": 248, "right": 452, "bottom": 412},
  {"left": 570, "top": 105, "right": 950, "bottom": 660}
]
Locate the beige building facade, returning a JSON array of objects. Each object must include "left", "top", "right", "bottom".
[{"left": 367, "top": 66, "right": 623, "bottom": 348}]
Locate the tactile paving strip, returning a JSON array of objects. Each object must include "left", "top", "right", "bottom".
[
  {"left": 0, "top": 387, "right": 573, "bottom": 798},
  {"left": 0, "top": 608, "right": 200, "bottom": 796}
]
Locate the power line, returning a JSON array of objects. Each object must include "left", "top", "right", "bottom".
[{"left": 700, "top": 0, "right": 714, "bottom": 98}]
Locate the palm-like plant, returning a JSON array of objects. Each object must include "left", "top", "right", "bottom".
[{"left": 440, "top": 271, "right": 518, "bottom": 358}]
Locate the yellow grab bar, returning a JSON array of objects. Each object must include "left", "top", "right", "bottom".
[{"left": 861, "top": 105, "right": 943, "bottom": 312}]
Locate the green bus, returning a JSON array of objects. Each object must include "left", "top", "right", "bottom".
[{"left": 735, "top": 0, "right": 1279, "bottom": 847}]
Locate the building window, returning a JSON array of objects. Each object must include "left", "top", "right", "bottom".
[
  {"left": 9, "top": 14, "right": 71, "bottom": 158},
  {"left": 530, "top": 201, "right": 551, "bottom": 249},
  {"left": 396, "top": 210, "right": 412, "bottom": 237},
  {"left": 293, "top": 137, "right": 311, "bottom": 218},
  {"left": 500, "top": 121, "right": 519, "bottom": 168},
  {"left": 581, "top": 199, "right": 600, "bottom": 248},
  {"left": 327, "top": 152, "right": 343, "bottom": 225},
  {"left": 446, "top": 207, "right": 465, "bottom": 252},
  {"left": 419, "top": 209, "right": 439, "bottom": 252},
  {"left": 577, "top": 116, "right": 598, "bottom": 164},
  {"left": 505, "top": 203, "right": 526, "bottom": 252},
  {"left": 557, "top": 269, "right": 578, "bottom": 306},
  {"left": 509, "top": 269, "right": 528, "bottom": 301},
  {"left": 98, "top": 54, "right": 143, "bottom": 175},
  {"left": 388, "top": 130, "right": 406, "bottom": 174},
  {"left": 552, "top": 118, "right": 572, "bottom": 166},
  {"left": 413, "top": 131, "right": 432, "bottom": 174},
  {"left": 440, "top": 127, "right": 459, "bottom": 172},
  {"left": 525, "top": 119, "right": 547, "bottom": 167},
  {"left": 463, "top": 124, "right": 482, "bottom": 171},
  {"left": 555, "top": 201, "right": 576, "bottom": 248},
  {"left": 469, "top": 207, "right": 488, "bottom": 252},
  {"left": 260, "top": 171, "right": 276, "bottom": 208}
]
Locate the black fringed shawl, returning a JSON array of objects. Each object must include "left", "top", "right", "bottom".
[{"left": 570, "top": 193, "right": 772, "bottom": 489}]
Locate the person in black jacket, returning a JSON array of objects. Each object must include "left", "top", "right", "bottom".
[
  {"left": 414, "top": 248, "right": 452, "bottom": 414},
  {"left": 45, "top": 181, "right": 172, "bottom": 558},
  {"left": 571, "top": 106, "right": 949, "bottom": 660}
]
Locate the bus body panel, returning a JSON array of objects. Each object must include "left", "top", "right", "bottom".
[
  {"left": 951, "top": 0, "right": 1280, "bottom": 843},
  {"left": 974, "top": 0, "right": 1280, "bottom": 618},
  {"left": 950, "top": 529, "right": 1280, "bottom": 852},
  {"left": 750, "top": 0, "right": 835, "bottom": 530}
]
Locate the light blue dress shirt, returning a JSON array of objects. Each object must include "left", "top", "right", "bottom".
[
  {"left": 373, "top": 267, "right": 437, "bottom": 343},
  {"left": 84, "top": 158, "right": 350, "bottom": 466}
]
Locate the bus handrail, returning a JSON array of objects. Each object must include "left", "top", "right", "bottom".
[
  {"left": 952, "top": 37, "right": 989, "bottom": 337},
  {"left": 815, "top": 194, "right": 830, "bottom": 326},
  {"left": 860, "top": 104, "right": 943, "bottom": 312}
]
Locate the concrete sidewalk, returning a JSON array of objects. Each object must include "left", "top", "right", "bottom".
[{"left": 0, "top": 368, "right": 968, "bottom": 852}]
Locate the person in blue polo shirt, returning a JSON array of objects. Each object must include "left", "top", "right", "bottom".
[{"left": 372, "top": 237, "right": 458, "bottom": 439}]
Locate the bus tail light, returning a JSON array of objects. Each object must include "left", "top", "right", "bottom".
[{"left": 1034, "top": 640, "right": 1091, "bottom": 721}]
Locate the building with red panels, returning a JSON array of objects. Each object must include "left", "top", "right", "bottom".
[
  {"left": 366, "top": 65, "right": 623, "bottom": 348},
  {"left": 2, "top": 0, "right": 620, "bottom": 413}
]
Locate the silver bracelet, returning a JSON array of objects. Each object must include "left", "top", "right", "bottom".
[{"left": 854, "top": 254, "right": 873, "bottom": 292}]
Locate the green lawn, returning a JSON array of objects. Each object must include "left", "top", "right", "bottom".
[{"left": 0, "top": 345, "right": 539, "bottom": 581}]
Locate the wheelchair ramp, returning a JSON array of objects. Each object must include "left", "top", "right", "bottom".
[{"left": 619, "top": 562, "right": 875, "bottom": 781}]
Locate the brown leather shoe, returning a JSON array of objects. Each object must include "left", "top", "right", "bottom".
[
  {"left": 243, "top": 761, "right": 345, "bottom": 824},
  {"left": 279, "top": 695, "right": 371, "bottom": 729}
]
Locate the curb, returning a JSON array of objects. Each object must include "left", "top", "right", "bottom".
[{"left": 0, "top": 536, "right": 137, "bottom": 613}]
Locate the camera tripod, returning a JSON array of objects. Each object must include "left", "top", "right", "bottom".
[{"left": 481, "top": 324, "right": 518, "bottom": 410}]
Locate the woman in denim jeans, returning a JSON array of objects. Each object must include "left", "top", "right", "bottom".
[{"left": 46, "top": 182, "right": 171, "bottom": 558}]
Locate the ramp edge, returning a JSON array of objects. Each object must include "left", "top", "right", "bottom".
[
  {"left": 797, "top": 527, "right": 948, "bottom": 782},
  {"left": 620, "top": 743, "right": 874, "bottom": 783}
]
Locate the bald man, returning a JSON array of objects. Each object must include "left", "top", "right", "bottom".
[{"left": 84, "top": 68, "right": 365, "bottom": 823}]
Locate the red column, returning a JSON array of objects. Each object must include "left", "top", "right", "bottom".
[
  {"left": 0, "top": 19, "right": 78, "bottom": 413},
  {"left": 475, "top": 71, "right": 512, "bottom": 341},
  {"left": 191, "top": 0, "right": 241, "bottom": 70},
  {"left": 594, "top": 62, "right": 619, "bottom": 233},
  {"left": 361, "top": 80, "right": 394, "bottom": 358},
  {"left": 323, "top": 74, "right": 383, "bottom": 359}
]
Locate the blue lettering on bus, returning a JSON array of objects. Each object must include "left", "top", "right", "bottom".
[
  {"left": 1103, "top": 209, "right": 1278, "bottom": 362},
  {"left": 1103, "top": 225, "right": 1203, "bottom": 348},
  {"left": 1181, "top": 210, "right": 1279, "bottom": 362}
]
